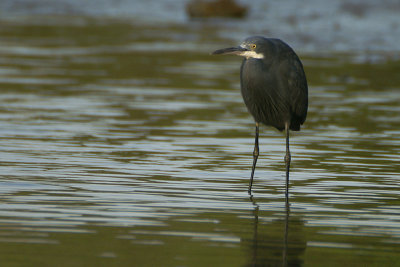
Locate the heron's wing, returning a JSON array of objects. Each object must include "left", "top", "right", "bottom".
[{"left": 282, "top": 55, "right": 308, "bottom": 125}]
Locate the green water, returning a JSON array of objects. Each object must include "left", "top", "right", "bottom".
[{"left": 0, "top": 16, "right": 399, "bottom": 266}]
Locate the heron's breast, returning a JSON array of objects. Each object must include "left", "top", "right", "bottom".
[
  {"left": 240, "top": 59, "right": 290, "bottom": 127},
  {"left": 241, "top": 60, "right": 277, "bottom": 101}
]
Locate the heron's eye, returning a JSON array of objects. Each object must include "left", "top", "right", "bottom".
[{"left": 251, "top": 44, "right": 256, "bottom": 49}]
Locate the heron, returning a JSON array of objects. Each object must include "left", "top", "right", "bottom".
[{"left": 212, "top": 36, "right": 308, "bottom": 198}]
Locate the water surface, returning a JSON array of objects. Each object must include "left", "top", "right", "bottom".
[{"left": 0, "top": 6, "right": 400, "bottom": 267}]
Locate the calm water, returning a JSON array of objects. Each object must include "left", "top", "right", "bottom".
[{"left": 1, "top": 5, "right": 400, "bottom": 267}]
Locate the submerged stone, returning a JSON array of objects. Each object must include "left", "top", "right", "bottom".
[{"left": 186, "top": 0, "right": 247, "bottom": 18}]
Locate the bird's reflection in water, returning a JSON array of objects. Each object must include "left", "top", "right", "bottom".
[
  {"left": 282, "top": 201, "right": 290, "bottom": 267},
  {"left": 245, "top": 196, "right": 305, "bottom": 267}
]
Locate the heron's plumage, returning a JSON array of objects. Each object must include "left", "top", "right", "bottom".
[
  {"left": 211, "top": 36, "right": 308, "bottom": 196},
  {"left": 239, "top": 37, "right": 308, "bottom": 131}
]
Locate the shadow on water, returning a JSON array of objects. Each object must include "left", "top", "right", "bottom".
[{"left": 246, "top": 196, "right": 305, "bottom": 267}]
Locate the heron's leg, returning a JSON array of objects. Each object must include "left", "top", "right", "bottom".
[
  {"left": 284, "top": 122, "right": 291, "bottom": 200},
  {"left": 248, "top": 122, "right": 259, "bottom": 194}
]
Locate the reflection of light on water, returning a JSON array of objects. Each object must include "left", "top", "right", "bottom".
[
  {"left": 307, "top": 241, "right": 353, "bottom": 249},
  {"left": 0, "top": 12, "right": 399, "bottom": 265},
  {"left": 131, "top": 230, "right": 241, "bottom": 243}
]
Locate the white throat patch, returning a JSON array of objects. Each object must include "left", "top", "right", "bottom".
[{"left": 238, "top": 51, "right": 264, "bottom": 59}]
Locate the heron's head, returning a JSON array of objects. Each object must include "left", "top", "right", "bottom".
[{"left": 212, "top": 36, "right": 268, "bottom": 59}]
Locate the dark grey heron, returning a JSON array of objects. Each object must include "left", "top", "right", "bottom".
[{"left": 212, "top": 36, "right": 308, "bottom": 198}]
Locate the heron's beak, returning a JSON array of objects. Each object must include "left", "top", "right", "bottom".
[{"left": 211, "top": 46, "right": 248, "bottom": 56}]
